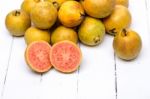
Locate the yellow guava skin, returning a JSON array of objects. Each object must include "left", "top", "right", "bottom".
[
  {"left": 78, "top": 17, "right": 105, "bottom": 46},
  {"left": 51, "top": 26, "right": 78, "bottom": 45},
  {"left": 58, "top": 1, "right": 85, "bottom": 27},
  {"left": 103, "top": 5, "right": 131, "bottom": 36},
  {"left": 5, "top": 9, "right": 31, "bottom": 36},
  {"left": 80, "top": 0, "right": 115, "bottom": 18},
  {"left": 113, "top": 29, "right": 142, "bottom": 60},
  {"left": 30, "top": 1, "right": 57, "bottom": 29},
  {"left": 24, "top": 27, "right": 51, "bottom": 45}
]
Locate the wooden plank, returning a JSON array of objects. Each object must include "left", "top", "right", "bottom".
[
  {"left": 38, "top": 45, "right": 80, "bottom": 99},
  {"left": 116, "top": 0, "right": 150, "bottom": 99},
  {"left": 0, "top": 0, "right": 23, "bottom": 97},
  {"left": 39, "top": 69, "right": 78, "bottom": 99},
  {"left": 0, "top": 16, "right": 13, "bottom": 97},
  {"left": 0, "top": 0, "right": 42, "bottom": 99},
  {"left": 78, "top": 35, "right": 116, "bottom": 99},
  {"left": 1, "top": 38, "right": 42, "bottom": 99}
]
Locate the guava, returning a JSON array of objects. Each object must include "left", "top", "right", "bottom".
[
  {"left": 103, "top": 5, "right": 131, "bottom": 36},
  {"left": 21, "top": 0, "right": 41, "bottom": 14},
  {"left": 80, "top": 0, "right": 115, "bottom": 18},
  {"left": 116, "top": 0, "right": 129, "bottom": 7},
  {"left": 25, "top": 41, "right": 52, "bottom": 73},
  {"left": 5, "top": 9, "right": 31, "bottom": 36},
  {"left": 78, "top": 17, "right": 105, "bottom": 46},
  {"left": 58, "top": 1, "right": 85, "bottom": 27},
  {"left": 113, "top": 29, "right": 142, "bottom": 60},
  {"left": 24, "top": 27, "right": 51, "bottom": 45},
  {"left": 50, "top": 40, "right": 82, "bottom": 73},
  {"left": 30, "top": 1, "right": 57, "bottom": 29},
  {"left": 51, "top": 26, "right": 78, "bottom": 45}
]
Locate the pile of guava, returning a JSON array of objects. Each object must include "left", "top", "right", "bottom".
[{"left": 5, "top": 0, "right": 142, "bottom": 73}]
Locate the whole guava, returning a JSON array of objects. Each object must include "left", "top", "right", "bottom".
[
  {"left": 30, "top": 1, "right": 57, "bottom": 29},
  {"left": 58, "top": 1, "right": 85, "bottom": 27},
  {"left": 80, "top": 0, "right": 115, "bottom": 18},
  {"left": 51, "top": 26, "right": 78, "bottom": 44},
  {"left": 78, "top": 17, "right": 105, "bottom": 46},
  {"left": 24, "top": 27, "right": 51, "bottom": 45},
  {"left": 113, "top": 29, "right": 142, "bottom": 60},
  {"left": 5, "top": 9, "right": 31, "bottom": 36},
  {"left": 103, "top": 5, "right": 131, "bottom": 36}
]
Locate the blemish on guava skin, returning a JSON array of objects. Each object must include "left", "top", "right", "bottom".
[
  {"left": 121, "top": 29, "right": 127, "bottom": 36},
  {"left": 94, "top": 36, "right": 100, "bottom": 44},
  {"left": 109, "top": 28, "right": 117, "bottom": 36},
  {"left": 14, "top": 10, "right": 20, "bottom": 16},
  {"left": 52, "top": 1, "right": 59, "bottom": 9}
]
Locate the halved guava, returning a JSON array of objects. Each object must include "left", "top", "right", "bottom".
[
  {"left": 25, "top": 41, "right": 52, "bottom": 73},
  {"left": 50, "top": 40, "right": 82, "bottom": 73}
]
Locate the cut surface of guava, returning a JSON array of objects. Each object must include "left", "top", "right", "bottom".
[
  {"left": 50, "top": 41, "right": 82, "bottom": 73},
  {"left": 25, "top": 41, "right": 52, "bottom": 73}
]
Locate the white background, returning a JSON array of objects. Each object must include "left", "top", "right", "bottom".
[{"left": 0, "top": 0, "right": 150, "bottom": 99}]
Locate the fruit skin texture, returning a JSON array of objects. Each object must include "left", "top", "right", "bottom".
[
  {"left": 50, "top": 40, "right": 82, "bottom": 73},
  {"left": 81, "top": 0, "right": 115, "bottom": 18},
  {"left": 58, "top": 1, "right": 85, "bottom": 27},
  {"left": 51, "top": 26, "right": 78, "bottom": 44},
  {"left": 78, "top": 17, "right": 105, "bottom": 46},
  {"left": 103, "top": 5, "right": 131, "bottom": 36},
  {"left": 25, "top": 41, "right": 52, "bottom": 73},
  {"left": 21, "top": 0, "right": 41, "bottom": 14},
  {"left": 30, "top": 1, "right": 57, "bottom": 29},
  {"left": 45, "top": 0, "right": 74, "bottom": 9},
  {"left": 113, "top": 29, "right": 142, "bottom": 60},
  {"left": 5, "top": 9, "right": 31, "bottom": 36},
  {"left": 24, "top": 27, "right": 51, "bottom": 45},
  {"left": 116, "top": 0, "right": 129, "bottom": 7}
]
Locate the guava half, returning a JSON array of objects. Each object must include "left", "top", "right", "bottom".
[
  {"left": 50, "top": 40, "right": 82, "bottom": 73},
  {"left": 25, "top": 41, "right": 52, "bottom": 73}
]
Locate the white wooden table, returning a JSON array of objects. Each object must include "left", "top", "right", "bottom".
[{"left": 0, "top": 0, "right": 150, "bottom": 99}]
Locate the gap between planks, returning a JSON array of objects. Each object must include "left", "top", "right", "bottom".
[
  {"left": 76, "top": 42, "right": 81, "bottom": 96},
  {"left": 114, "top": 53, "right": 118, "bottom": 99}
]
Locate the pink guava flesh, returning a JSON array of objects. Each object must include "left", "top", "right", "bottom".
[
  {"left": 26, "top": 41, "right": 52, "bottom": 72},
  {"left": 51, "top": 41, "right": 81, "bottom": 73}
]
